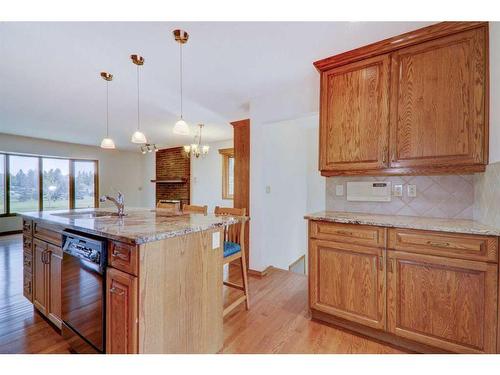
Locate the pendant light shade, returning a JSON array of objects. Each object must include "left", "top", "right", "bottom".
[
  {"left": 131, "top": 130, "right": 147, "bottom": 144},
  {"left": 100, "top": 71, "right": 116, "bottom": 150},
  {"left": 173, "top": 29, "right": 191, "bottom": 136},
  {"left": 100, "top": 137, "right": 116, "bottom": 149},
  {"left": 173, "top": 119, "right": 190, "bottom": 135},
  {"left": 130, "top": 54, "right": 148, "bottom": 144}
]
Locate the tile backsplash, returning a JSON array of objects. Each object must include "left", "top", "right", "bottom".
[
  {"left": 326, "top": 175, "right": 475, "bottom": 219},
  {"left": 474, "top": 162, "right": 500, "bottom": 227}
]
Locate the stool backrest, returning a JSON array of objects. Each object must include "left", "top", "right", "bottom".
[
  {"left": 183, "top": 204, "right": 208, "bottom": 215},
  {"left": 214, "top": 206, "right": 246, "bottom": 247}
]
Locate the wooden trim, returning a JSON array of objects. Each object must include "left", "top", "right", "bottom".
[
  {"left": 69, "top": 160, "right": 75, "bottom": 210},
  {"left": 228, "top": 263, "right": 272, "bottom": 278},
  {"left": 314, "top": 21, "right": 488, "bottom": 71},
  {"left": 219, "top": 148, "right": 234, "bottom": 200},
  {"left": 320, "top": 163, "right": 486, "bottom": 177},
  {"left": 231, "top": 119, "right": 250, "bottom": 269},
  {"left": 288, "top": 254, "right": 305, "bottom": 273}
]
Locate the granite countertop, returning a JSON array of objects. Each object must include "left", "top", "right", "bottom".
[
  {"left": 21, "top": 208, "right": 248, "bottom": 245},
  {"left": 305, "top": 211, "right": 500, "bottom": 237}
]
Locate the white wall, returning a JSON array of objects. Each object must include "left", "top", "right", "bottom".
[
  {"left": 191, "top": 139, "right": 234, "bottom": 212},
  {"left": 0, "top": 133, "right": 150, "bottom": 232},
  {"left": 249, "top": 111, "right": 325, "bottom": 272}
]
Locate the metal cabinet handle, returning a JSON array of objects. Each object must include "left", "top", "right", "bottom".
[
  {"left": 112, "top": 251, "right": 128, "bottom": 261},
  {"left": 427, "top": 241, "right": 451, "bottom": 248},
  {"left": 110, "top": 287, "right": 125, "bottom": 296},
  {"left": 336, "top": 230, "right": 353, "bottom": 236},
  {"left": 378, "top": 256, "right": 384, "bottom": 271}
]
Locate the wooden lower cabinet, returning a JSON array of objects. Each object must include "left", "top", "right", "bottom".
[
  {"left": 309, "top": 239, "right": 385, "bottom": 330},
  {"left": 308, "top": 220, "right": 499, "bottom": 353},
  {"left": 33, "top": 239, "right": 48, "bottom": 315},
  {"left": 31, "top": 237, "right": 63, "bottom": 329},
  {"left": 106, "top": 267, "right": 138, "bottom": 354},
  {"left": 387, "top": 251, "right": 498, "bottom": 353}
]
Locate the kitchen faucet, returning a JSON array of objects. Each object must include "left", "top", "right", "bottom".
[{"left": 99, "top": 191, "right": 125, "bottom": 216}]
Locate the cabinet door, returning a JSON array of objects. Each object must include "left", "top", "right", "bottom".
[
  {"left": 47, "top": 245, "right": 62, "bottom": 329},
  {"left": 389, "top": 27, "right": 487, "bottom": 169},
  {"left": 319, "top": 54, "right": 390, "bottom": 173},
  {"left": 33, "top": 239, "right": 47, "bottom": 315},
  {"left": 106, "top": 268, "right": 138, "bottom": 354},
  {"left": 309, "top": 239, "right": 386, "bottom": 329},
  {"left": 387, "top": 251, "right": 497, "bottom": 353}
]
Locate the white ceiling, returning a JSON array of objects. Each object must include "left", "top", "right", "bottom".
[{"left": 0, "top": 21, "right": 434, "bottom": 151}]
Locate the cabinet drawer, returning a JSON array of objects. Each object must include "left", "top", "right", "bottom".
[
  {"left": 33, "top": 221, "right": 62, "bottom": 246},
  {"left": 23, "top": 272, "right": 33, "bottom": 302},
  {"left": 23, "top": 235, "right": 33, "bottom": 254},
  {"left": 309, "top": 221, "right": 385, "bottom": 248},
  {"left": 23, "top": 219, "right": 33, "bottom": 236},
  {"left": 108, "top": 241, "right": 138, "bottom": 276},
  {"left": 388, "top": 228, "right": 498, "bottom": 262}
]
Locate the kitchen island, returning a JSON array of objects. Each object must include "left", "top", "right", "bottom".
[{"left": 20, "top": 208, "right": 247, "bottom": 354}]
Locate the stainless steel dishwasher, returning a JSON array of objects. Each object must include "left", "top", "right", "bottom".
[{"left": 61, "top": 230, "right": 107, "bottom": 353}]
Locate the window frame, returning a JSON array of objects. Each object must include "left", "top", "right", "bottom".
[
  {"left": 219, "top": 148, "right": 234, "bottom": 200},
  {"left": 0, "top": 152, "right": 98, "bottom": 216}
]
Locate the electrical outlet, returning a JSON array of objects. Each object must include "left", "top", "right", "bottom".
[
  {"left": 212, "top": 231, "right": 220, "bottom": 250},
  {"left": 393, "top": 184, "right": 403, "bottom": 197},
  {"left": 407, "top": 184, "right": 417, "bottom": 198},
  {"left": 335, "top": 184, "right": 344, "bottom": 196},
  {"left": 265, "top": 185, "right": 271, "bottom": 194}
]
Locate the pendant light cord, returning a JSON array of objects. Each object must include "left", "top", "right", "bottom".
[
  {"left": 106, "top": 80, "right": 110, "bottom": 137},
  {"left": 180, "top": 42, "right": 183, "bottom": 119},
  {"left": 137, "top": 64, "right": 141, "bottom": 131}
]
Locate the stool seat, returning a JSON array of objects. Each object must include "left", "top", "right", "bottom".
[{"left": 223, "top": 241, "right": 241, "bottom": 258}]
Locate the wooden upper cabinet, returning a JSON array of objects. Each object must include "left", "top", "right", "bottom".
[
  {"left": 389, "top": 27, "right": 487, "bottom": 169},
  {"left": 319, "top": 54, "right": 390, "bottom": 172},
  {"left": 315, "top": 22, "right": 488, "bottom": 176}
]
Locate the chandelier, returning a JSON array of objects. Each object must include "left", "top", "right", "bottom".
[{"left": 183, "top": 124, "right": 209, "bottom": 158}]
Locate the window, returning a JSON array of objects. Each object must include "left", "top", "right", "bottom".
[
  {"left": 74, "top": 161, "right": 96, "bottom": 209},
  {"left": 0, "top": 153, "right": 98, "bottom": 215},
  {"left": 9, "top": 155, "right": 40, "bottom": 213},
  {"left": 219, "top": 148, "right": 234, "bottom": 200},
  {"left": 0, "top": 155, "right": 5, "bottom": 214},
  {"left": 42, "top": 158, "right": 70, "bottom": 211}
]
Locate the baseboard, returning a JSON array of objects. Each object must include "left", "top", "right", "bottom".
[
  {"left": 0, "top": 230, "right": 22, "bottom": 237},
  {"left": 229, "top": 262, "right": 273, "bottom": 278},
  {"left": 311, "top": 309, "right": 448, "bottom": 354},
  {"left": 248, "top": 266, "right": 273, "bottom": 278}
]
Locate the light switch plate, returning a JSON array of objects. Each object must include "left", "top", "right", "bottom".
[
  {"left": 265, "top": 185, "right": 271, "bottom": 194},
  {"left": 393, "top": 184, "right": 403, "bottom": 197},
  {"left": 407, "top": 184, "right": 417, "bottom": 198},
  {"left": 212, "top": 231, "right": 220, "bottom": 250},
  {"left": 335, "top": 184, "right": 344, "bottom": 196}
]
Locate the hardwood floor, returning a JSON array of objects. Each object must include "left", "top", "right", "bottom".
[{"left": 0, "top": 234, "right": 405, "bottom": 354}]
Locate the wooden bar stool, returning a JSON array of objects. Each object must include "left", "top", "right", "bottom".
[
  {"left": 214, "top": 206, "right": 250, "bottom": 317},
  {"left": 183, "top": 204, "right": 208, "bottom": 214}
]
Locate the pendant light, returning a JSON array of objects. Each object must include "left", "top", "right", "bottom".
[
  {"left": 130, "top": 54, "right": 148, "bottom": 144},
  {"left": 172, "top": 29, "right": 190, "bottom": 136},
  {"left": 100, "top": 72, "right": 116, "bottom": 149}
]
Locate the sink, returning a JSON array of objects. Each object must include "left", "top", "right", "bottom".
[{"left": 52, "top": 211, "right": 124, "bottom": 219}]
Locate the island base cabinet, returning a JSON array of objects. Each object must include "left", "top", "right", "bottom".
[
  {"left": 106, "top": 267, "right": 138, "bottom": 354},
  {"left": 387, "top": 251, "right": 498, "bottom": 353},
  {"left": 309, "top": 239, "right": 386, "bottom": 330}
]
